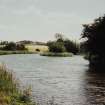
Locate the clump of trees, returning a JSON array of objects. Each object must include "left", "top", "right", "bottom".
[
  {"left": 64, "top": 40, "right": 79, "bottom": 55},
  {"left": 47, "top": 41, "right": 66, "bottom": 53},
  {"left": 47, "top": 33, "right": 80, "bottom": 54},
  {"left": 1, "top": 42, "right": 26, "bottom": 51},
  {"left": 81, "top": 15, "right": 105, "bottom": 70},
  {"left": 0, "top": 41, "right": 8, "bottom": 45}
]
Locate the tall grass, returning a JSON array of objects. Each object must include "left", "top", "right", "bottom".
[{"left": 0, "top": 64, "right": 36, "bottom": 105}]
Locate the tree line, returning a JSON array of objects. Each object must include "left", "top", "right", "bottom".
[
  {"left": 81, "top": 14, "right": 105, "bottom": 71},
  {"left": 0, "top": 42, "right": 26, "bottom": 51},
  {"left": 47, "top": 33, "right": 80, "bottom": 55}
]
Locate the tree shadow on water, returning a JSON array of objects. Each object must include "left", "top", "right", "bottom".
[{"left": 84, "top": 68, "right": 105, "bottom": 105}]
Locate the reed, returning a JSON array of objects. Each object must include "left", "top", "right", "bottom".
[{"left": 0, "top": 64, "right": 36, "bottom": 105}]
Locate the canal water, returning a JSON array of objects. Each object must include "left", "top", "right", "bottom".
[{"left": 0, "top": 54, "right": 105, "bottom": 105}]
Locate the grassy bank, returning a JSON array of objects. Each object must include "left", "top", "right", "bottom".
[
  {"left": 0, "top": 64, "right": 36, "bottom": 105},
  {"left": 0, "top": 50, "right": 37, "bottom": 55},
  {"left": 40, "top": 52, "right": 73, "bottom": 57}
]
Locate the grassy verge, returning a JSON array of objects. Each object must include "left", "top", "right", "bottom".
[
  {"left": 0, "top": 50, "right": 37, "bottom": 55},
  {"left": 0, "top": 64, "right": 36, "bottom": 105},
  {"left": 40, "top": 52, "right": 73, "bottom": 57}
]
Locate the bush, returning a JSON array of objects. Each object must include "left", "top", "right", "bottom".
[
  {"left": 3, "top": 42, "right": 17, "bottom": 51},
  {"left": 40, "top": 52, "right": 73, "bottom": 57},
  {"left": 47, "top": 41, "right": 66, "bottom": 53},
  {"left": 81, "top": 15, "right": 105, "bottom": 70},
  {"left": 16, "top": 44, "right": 27, "bottom": 50},
  {"left": 64, "top": 40, "right": 79, "bottom": 54},
  {"left": 2, "top": 42, "right": 26, "bottom": 51}
]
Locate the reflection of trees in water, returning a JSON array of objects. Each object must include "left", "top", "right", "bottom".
[{"left": 84, "top": 70, "right": 105, "bottom": 105}]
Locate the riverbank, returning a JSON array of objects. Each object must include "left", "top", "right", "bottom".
[
  {"left": 0, "top": 64, "right": 36, "bottom": 105},
  {"left": 40, "top": 52, "right": 73, "bottom": 57},
  {"left": 0, "top": 50, "right": 37, "bottom": 55}
]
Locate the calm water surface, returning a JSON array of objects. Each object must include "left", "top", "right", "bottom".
[{"left": 0, "top": 54, "right": 105, "bottom": 105}]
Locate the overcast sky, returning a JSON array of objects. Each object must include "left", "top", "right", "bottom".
[{"left": 0, "top": 0, "right": 105, "bottom": 42}]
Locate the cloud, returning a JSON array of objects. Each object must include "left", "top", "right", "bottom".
[{"left": 0, "top": 0, "right": 105, "bottom": 41}]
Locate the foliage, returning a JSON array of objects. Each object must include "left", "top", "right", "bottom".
[
  {"left": 55, "top": 33, "right": 65, "bottom": 42},
  {"left": 0, "top": 41, "right": 8, "bottom": 45},
  {"left": 2, "top": 42, "right": 27, "bottom": 51},
  {"left": 40, "top": 52, "right": 73, "bottom": 57},
  {"left": 47, "top": 41, "right": 66, "bottom": 53},
  {"left": 47, "top": 33, "right": 79, "bottom": 54},
  {"left": 16, "top": 44, "right": 26, "bottom": 50},
  {"left": 3, "top": 42, "right": 17, "bottom": 51},
  {"left": 0, "top": 64, "right": 36, "bottom": 105},
  {"left": 81, "top": 15, "right": 105, "bottom": 69},
  {"left": 0, "top": 50, "right": 36, "bottom": 55},
  {"left": 64, "top": 39, "right": 79, "bottom": 54}
]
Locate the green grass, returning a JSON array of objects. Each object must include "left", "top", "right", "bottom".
[
  {"left": 40, "top": 52, "right": 73, "bottom": 57},
  {"left": 0, "top": 64, "right": 36, "bottom": 105},
  {"left": 0, "top": 50, "right": 37, "bottom": 55}
]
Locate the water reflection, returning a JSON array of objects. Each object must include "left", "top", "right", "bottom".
[
  {"left": 84, "top": 70, "right": 105, "bottom": 105},
  {"left": 0, "top": 54, "right": 105, "bottom": 105}
]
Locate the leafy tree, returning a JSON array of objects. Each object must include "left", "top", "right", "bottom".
[
  {"left": 16, "top": 44, "right": 26, "bottom": 50},
  {"left": 64, "top": 39, "right": 79, "bottom": 54},
  {"left": 47, "top": 33, "right": 80, "bottom": 54},
  {"left": 0, "top": 41, "right": 8, "bottom": 45},
  {"left": 3, "top": 42, "right": 17, "bottom": 50},
  {"left": 55, "top": 33, "right": 65, "bottom": 42},
  {"left": 47, "top": 41, "right": 66, "bottom": 53},
  {"left": 81, "top": 15, "right": 105, "bottom": 69},
  {"left": 2, "top": 42, "right": 26, "bottom": 51}
]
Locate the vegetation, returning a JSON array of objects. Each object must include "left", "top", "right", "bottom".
[
  {"left": 0, "top": 41, "right": 8, "bottom": 45},
  {"left": 1, "top": 42, "right": 27, "bottom": 51},
  {"left": 0, "top": 42, "right": 39, "bottom": 55},
  {"left": 64, "top": 39, "right": 79, "bottom": 55},
  {"left": 81, "top": 15, "right": 105, "bottom": 70},
  {"left": 40, "top": 52, "right": 73, "bottom": 57},
  {"left": 47, "top": 41, "right": 66, "bottom": 53},
  {"left": 0, "top": 64, "right": 36, "bottom": 105},
  {"left": 47, "top": 33, "right": 80, "bottom": 55},
  {"left": 0, "top": 50, "right": 36, "bottom": 55}
]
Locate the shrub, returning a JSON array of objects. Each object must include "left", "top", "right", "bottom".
[
  {"left": 2, "top": 42, "right": 26, "bottom": 51},
  {"left": 81, "top": 14, "right": 105, "bottom": 70},
  {"left": 64, "top": 40, "right": 79, "bottom": 54},
  {"left": 47, "top": 41, "right": 66, "bottom": 53},
  {"left": 3, "top": 42, "right": 17, "bottom": 51}
]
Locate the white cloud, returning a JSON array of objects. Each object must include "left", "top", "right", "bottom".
[{"left": 0, "top": 0, "right": 105, "bottom": 41}]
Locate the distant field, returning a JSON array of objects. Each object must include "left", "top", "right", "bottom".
[{"left": 25, "top": 44, "right": 49, "bottom": 52}]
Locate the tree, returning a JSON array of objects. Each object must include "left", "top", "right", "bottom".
[
  {"left": 16, "top": 44, "right": 26, "bottom": 50},
  {"left": 2, "top": 42, "right": 26, "bottom": 51},
  {"left": 3, "top": 42, "right": 17, "bottom": 50},
  {"left": 81, "top": 15, "right": 105, "bottom": 70},
  {"left": 47, "top": 33, "right": 80, "bottom": 54},
  {"left": 64, "top": 39, "right": 79, "bottom": 54},
  {"left": 55, "top": 33, "right": 64, "bottom": 42},
  {"left": 47, "top": 41, "right": 66, "bottom": 53},
  {"left": 0, "top": 41, "right": 8, "bottom": 45}
]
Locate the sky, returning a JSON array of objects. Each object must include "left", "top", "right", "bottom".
[{"left": 0, "top": 0, "right": 105, "bottom": 42}]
